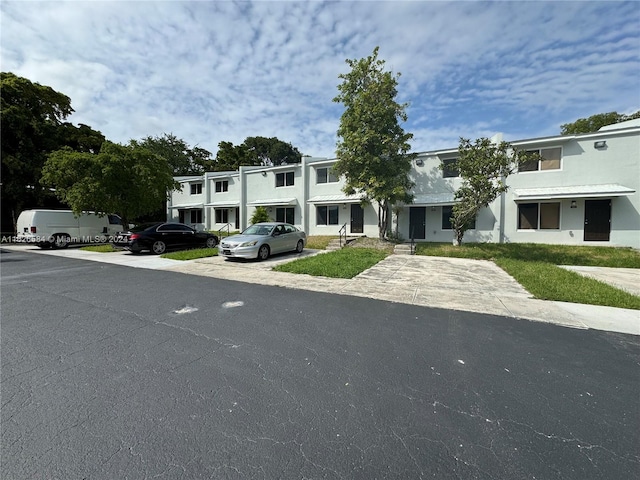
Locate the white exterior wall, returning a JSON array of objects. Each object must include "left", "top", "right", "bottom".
[
  {"left": 242, "top": 165, "right": 305, "bottom": 230},
  {"left": 167, "top": 124, "right": 639, "bottom": 248},
  {"left": 304, "top": 158, "right": 379, "bottom": 237},
  {"left": 206, "top": 172, "right": 240, "bottom": 232},
  {"left": 504, "top": 129, "right": 640, "bottom": 248}
]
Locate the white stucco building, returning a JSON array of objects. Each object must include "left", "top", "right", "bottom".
[{"left": 168, "top": 120, "right": 640, "bottom": 249}]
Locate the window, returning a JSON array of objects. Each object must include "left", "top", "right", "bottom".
[
  {"left": 316, "top": 205, "right": 339, "bottom": 225},
  {"left": 276, "top": 207, "right": 294, "bottom": 224},
  {"left": 519, "top": 147, "right": 562, "bottom": 172},
  {"left": 317, "top": 167, "right": 338, "bottom": 184},
  {"left": 215, "top": 180, "right": 228, "bottom": 193},
  {"left": 190, "top": 183, "right": 202, "bottom": 195},
  {"left": 441, "top": 205, "right": 475, "bottom": 230},
  {"left": 276, "top": 171, "right": 295, "bottom": 187},
  {"left": 442, "top": 158, "right": 459, "bottom": 178},
  {"left": 518, "top": 202, "right": 560, "bottom": 229},
  {"left": 215, "top": 209, "right": 228, "bottom": 224},
  {"left": 190, "top": 209, "right": 202, "bottom": 224}
]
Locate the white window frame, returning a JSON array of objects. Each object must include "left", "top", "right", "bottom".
[
  {"left": 518, "top": 147, "right": 562, "bottom": 173},
  {"left": 190, "top": 183, "right": 203, "bottom": 195},
  {"left": 276, "top": 171, "right": 295, "bottom": 187},
  {"left": 215, "top": 180, "right": 229, "bottom": 193},
  {"left": 517, "top": 202, "right": 561, "bottom": 230}
]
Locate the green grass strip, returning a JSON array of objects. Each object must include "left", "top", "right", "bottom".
[
  {"left": 80, "top": 244, "right": 119, "bottom": 253},
  {"left": 161, "top": 248, "right": 218, "bottom": 260},
  {"left": 274, "top": 248, "right": 389, "bottom": 279},
  {"left": 496, "top": 258, "right": 640, "bottom": 310}
]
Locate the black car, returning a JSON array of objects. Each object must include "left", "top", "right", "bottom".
[{"left": 113, "top": 222, "right": 219, "bottom": 254}]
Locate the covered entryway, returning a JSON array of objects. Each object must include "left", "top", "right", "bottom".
[
  {"left": 351, "top": 204, "right": 364, "bottom": 234},
  {"left": 584, "top": 199, "right": 611, "bottom": 241},
  {"left": 409, "top": 207, "right": 426, "bottom": 240}
]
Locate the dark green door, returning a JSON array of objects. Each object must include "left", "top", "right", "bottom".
[
  {"left": 350, "top": 204, "right": 364, "bottom": 234},
  {"left": 584, "top": 199, "right": 611, "bottom": 241},
  {"left": 409, "top": 207, "right": 426, "bottom": 240}
]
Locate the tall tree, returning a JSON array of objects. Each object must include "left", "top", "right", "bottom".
[
  {"left": 135, "top": 133, "right": 215, "bottom": 175},
  {"left": 446, "top": 138, "right": 538, "bottom": 246},
  {"left": 560, "top": 111, "right": 640, "bottom": 134},
  {"left": 333, "top": 47, "right": 415, "bottom": 239},
  {"left": 1, "top": 72, "right": 73, "bottom": 230},
  {"left": 41, "top": 141, "right": 179, "bottom": 229},
  {"left": 214, "top": 137, "right": 302, "bottom": 171}
]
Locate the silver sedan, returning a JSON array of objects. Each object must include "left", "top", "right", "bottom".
[{"left": 219, "top": 222, "right": 306, "bottom": 261}]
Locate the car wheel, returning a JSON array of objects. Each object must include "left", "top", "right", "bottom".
[
  {"left": 152, "top": 240, "right": 167, "bottom": 255},
  {"left": 295, "top": 240, "right": 304, "bottom": 253},
  {"left": 51, "top": 234, "right": 70, "bottom": 249},
  {"left": 205, "top": 236, "right": 218, "bottom": 248},
  {"left": 257, "top": 244, "right": 270, "bottom": 261}
]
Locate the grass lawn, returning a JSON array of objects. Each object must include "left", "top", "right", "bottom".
[
  {"left": 416, "top": 243, "right": 640, "bottom": 310},
  {"left": 80, "top": 244, "right": 119, "bottom": 253},
  {"left": 274, "top": 247, "right": 389, "bottom": 278},
  {"left": 161, "top": 248, "right": 218, "bottom": 260}
]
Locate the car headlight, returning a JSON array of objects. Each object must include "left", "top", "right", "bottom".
[{"left": 239, "top": 240, "right": 258, "bottom": 247}]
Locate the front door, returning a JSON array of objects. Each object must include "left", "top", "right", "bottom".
[
  {"left": 584, "top": 199, "right": 611, "bottom": 241},
  {"left": 351, "top": 204, "right": 364, "bottom": 234},
  {"left": 409, "top": 207, "right": 426, "bottom": 240}
]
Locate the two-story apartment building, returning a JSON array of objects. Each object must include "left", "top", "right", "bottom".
[{"left": 168, "top": 119, "right": 640, "bottom": 249}]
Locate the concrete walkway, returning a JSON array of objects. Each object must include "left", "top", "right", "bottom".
[{"left": 4, "top": 245, "right": 639, "bottom": 336}]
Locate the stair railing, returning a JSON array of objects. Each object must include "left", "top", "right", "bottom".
[
  {"left": 217, "top": 223, "right": 231, "bottom": 238},
  {"left": 338, "top": 223, "right": 347, "bottom": 247}
]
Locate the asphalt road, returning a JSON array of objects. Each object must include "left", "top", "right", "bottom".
[{"left": 2, "top": 248, "right": 639, "bottom": 479}]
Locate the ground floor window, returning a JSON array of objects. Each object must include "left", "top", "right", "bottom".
[
  {"left": 215, "top": 209, "right": 229, "bottom": 224},
  {"left": 190, "top": 209, "right": 203, "bottom": 224},
  {"left": 317, "top": 205, "right": 339, "bottom": 225},
  {"left": 518, "top": 202, "right": 560, "bottom": 229},
  {"left": 441, "top": 205, "right": 475, "bottom": 230},
  {"left": 276, "top": 207, "right": 294, "bottom": 224}
]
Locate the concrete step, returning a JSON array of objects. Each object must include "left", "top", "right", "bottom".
[{"left": 394, "top": 243, "right": 414, "bottom": 255}]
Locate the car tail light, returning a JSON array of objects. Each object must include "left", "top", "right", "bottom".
[
  {"left": 130, "top": 233, "right": 140, "bottom": 240},
  {"left": 30, "top": 226, "right": 37, "bottom": 233}
]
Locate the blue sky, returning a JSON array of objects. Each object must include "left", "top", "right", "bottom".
[{"left": 2, "top": 1, "right": 639, "bottom": 158}]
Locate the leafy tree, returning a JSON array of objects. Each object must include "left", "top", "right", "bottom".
[
  {"left": 135, "top": 133, "right": 215, "bottom": 175},
  {"left": 214, "top": 141, "right": 250, "bottom": 171},
  {"left": 41, "top": 141, "right": 179, "bottom": 229},
  {"left": 1, "top": 72, "right": 73, "bottom": 230},
  {"left": 446, "top": 138, "right": 538, "bottom": 246},
  {"left": 214, "top": 136, "right": 302, "bottom": 171},
  {"left": 249, "top": 206, "right": 271, "bottom": 224},
  {"left": 333, "top": 47, "right": 415, "bottom": 239},
  {"left": 560, "top": 111, "right": 640, "bottom": 134}
]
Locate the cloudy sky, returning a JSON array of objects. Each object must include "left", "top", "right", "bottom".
[{"left": 2, "top": 1, "right": 638, "bottom": 158}]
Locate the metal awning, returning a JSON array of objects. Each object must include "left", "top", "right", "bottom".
[
  {"left": 411, "top": 193, "right": 456, "bottom": 206},
  {"left": 307, "top": 194, "right": 364, "bottom": 204},
  {"left": 247, "top": 198, "right": 297, "bottom": 206},
  {"left": 168, "top": 203, "right": 203, "bottom": 209},
  {"left": 205, "top": 201, "right": 240, "bottom": 208},
  {"left": 513, "top": 184, "right": 635, "bottom": 201}
]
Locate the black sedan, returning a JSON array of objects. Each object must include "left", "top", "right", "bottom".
[{"left": 113, "top": 222, "right": 219, "bottom": 254}]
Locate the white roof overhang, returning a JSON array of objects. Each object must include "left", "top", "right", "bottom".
[
  {"left": 169, "top": 203, "right": 203, "bottom": 209},
  {"left": 513, "top": 184, "right": 635, "bottom": 201},
  {"left": 205, "top": 201, "right": 240, "bottom": 208},
  {"left": 307, "top": 194, "right": 364, "bottom": 204},
  {"left": 247, "top": 198, "right": 297, "bottom": 206}
]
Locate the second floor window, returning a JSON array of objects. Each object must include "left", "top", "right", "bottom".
[
  {"left": 441, "top": 158, "right": 459, "bottom": 178},
  {"left": 519, "top": 147, "right": 562, "bottom": 172},
  {"left": 190, "top": 183, "right": 202, "bottom": 195},
  {"left": 215, "top": 180, "right": 228, "bottom": 193},
  {"left": 276, "top": 171, "right": 294, "bottom": 187},
  {"left": 317, "top": 167, "right": 338, "bottom": 184}
]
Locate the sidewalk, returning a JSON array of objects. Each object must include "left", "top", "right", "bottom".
[{"left": 5, "top": 245, "right": 639, "bottom": 336}]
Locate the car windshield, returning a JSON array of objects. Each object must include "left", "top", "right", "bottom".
[{"left": 242, "top": 224, "right": 273, "bottom": 236}]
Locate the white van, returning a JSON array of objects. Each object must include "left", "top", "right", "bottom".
[{"left": 16, "top": 210, "right": 123, "bottom": 249}]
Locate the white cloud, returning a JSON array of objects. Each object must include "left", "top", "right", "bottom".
[{"left": 1, "top": 1, "right": 638, "bottom": 157}]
